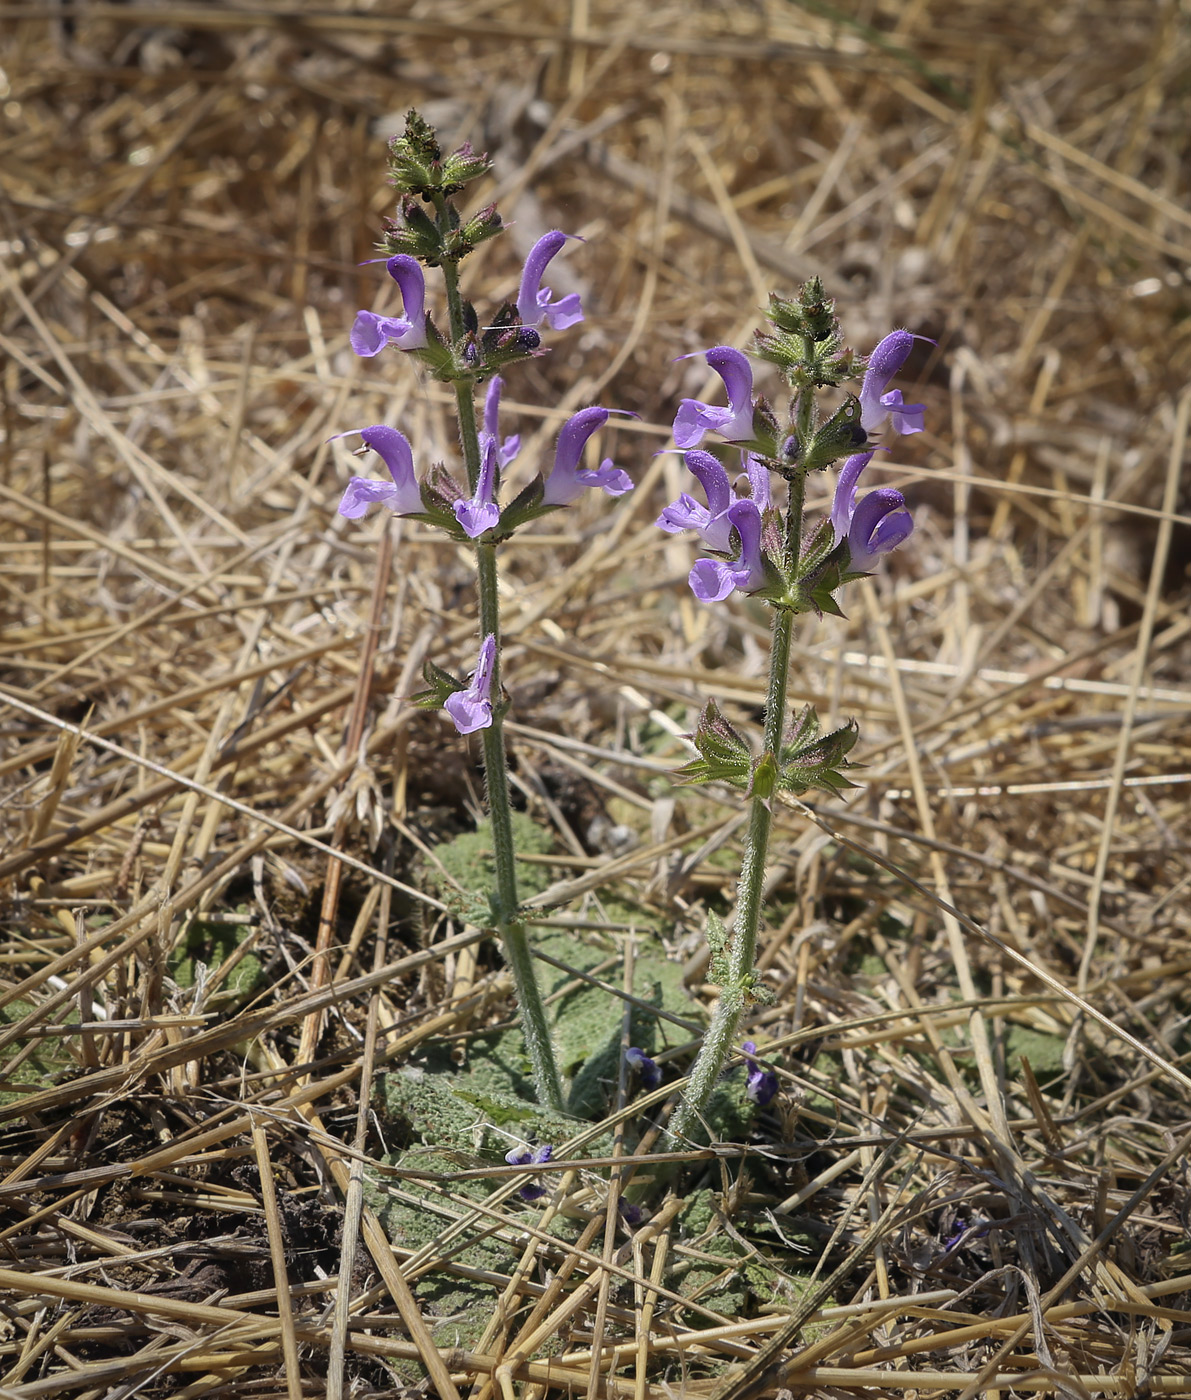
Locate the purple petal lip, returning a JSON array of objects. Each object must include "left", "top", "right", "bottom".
[
  {"left": 688, "top": 557, "right": 740, "bottom": 604},
  {"left": 747, "top": 1066, "right": 778, "bottom": 1105},
  {"left": 453, "top": 499, "right": 500, "bottom": 537},
  {"left": 338, "top": 477, "right": 404, "bottom": 519},
  {"left": 741, "top": 1041, "right": 778, "bottom": 1106},
  {"left": 625, "top": 1047, "right": 662, "bottom": 1090}
]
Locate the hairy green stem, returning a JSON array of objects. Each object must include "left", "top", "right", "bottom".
[
  {"left": 667, "top": 595, "right": 795, "bottom": 1144},
  {"left": 471, "top": 530, "right": 564, "bottom": 1109}
]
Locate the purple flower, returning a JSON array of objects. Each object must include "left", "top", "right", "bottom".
[
  {"left": 350, "top": 256, "right": 428, "bottom": 355},
  {"left": 689, "top": 499, "right": 768, "bottom": 603},
  {"left": 542, "top": 407, "right": 634, "bottom": 506},
  {"left": 625, "top": 1046, "right": 662, "bottom": 1091},
  {"left": 334, "top": 425, "right": 423, "bottom": 518},
  {"left": 505, "top": 1142, "right": 554, "bottom": 1202},
  {"left": 742, "top": 1041, "right": 778, "bottom": 1106},
  {"left": 673, "top": 346, "right": 755, "bottom": 449},
  {"left": 454, "top": 438, "right": 501, "bottom": 538},
  {"left": 656, "top": 450, "right": 735, "bottom": 550},
  {"left": 480, "top": 376, "right": 521, "bottom": 468},
  {"left": 859, "top": 330, "right": 928, "bottom": 436},
  {"left": 619, "top": 1199, "right": 644, "bottom": 1227},
  {"left": 656, "top": 450, "right": 772, "bottom": 551},
  {"left": 831, "top": 451, "right": 914, "bottom": 571},
  {"left": 444, "top": 634, "right": 497, "bottom": 735},
  {"left": 516, "top": 232, "right": 584, "bottom": 331}
]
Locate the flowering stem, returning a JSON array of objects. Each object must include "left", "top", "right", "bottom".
[
  {"left": 470, "top": 536, "right": 564, "bottom": 1110},
  {"left": 667, "top": 597, "right": 794, "bottom": 1145},
  {"left": 426, "top": 196, "right": 562, "bottom": 1107}
]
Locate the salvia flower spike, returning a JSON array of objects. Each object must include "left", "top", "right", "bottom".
[
  {"left": 673, "top": 345, "right": 755, "bottom": 449},
  {"left": 350, "top": 255, "right": 428, "bottom": 355},
  {"left": 660, "top": 292, "right": 928, "bottom": 1145},
  {"left": 443, "top": 634, "right": 497, "bottom": 735},
  {"left": 516, "top": 231, "right": 584, "bottom": 330}
]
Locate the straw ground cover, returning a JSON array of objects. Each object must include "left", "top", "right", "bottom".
[{"left": 2, "top": 1, "right": 1190, "bottom": 1395}]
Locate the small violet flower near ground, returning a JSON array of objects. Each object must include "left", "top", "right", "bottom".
[
  {"left": 334, "top": 425, "right": 423, "bottom": 518},
  {"left": 350, "top": 255, "right": 428, "bottom": 355},
  {"left": 443, "top": 634, "right": 496, "bottom": 735},
  {"left": 673, "top": 346, "right": 756, "bottom": 449},
  {"left": 618, "top": 1200, "right": 644, "bottom": 1228},
  {"left": 624, "top": 1046, "right": 662, "bottom": 1091},
  {"left": 858, "top": 329, "right": 929, "bottom": 436},
  {"left": 454, "top": 438, "right": 501, "bottom": 538},
  {"left": 688, "top": 498, "right": 768, "bottom": 603},
  {"left": 741, "top": 1041, "right": 778, "bottom": 1106},
  {"left": 504, "top": 1142, "right": 554, "bottom": 1202},
  {"left": 831, "top": 451, "right": 914, "bottom": 571},
  {"left": 542, "top": 407, "right": 635, "bottom": 506},
  {"left": 517, "top": 231, "right": 584, "bottom": 331}
]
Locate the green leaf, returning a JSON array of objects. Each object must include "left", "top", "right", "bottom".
[{"left": 450, "top": 1087, "right": 538, "bottom": 1128}]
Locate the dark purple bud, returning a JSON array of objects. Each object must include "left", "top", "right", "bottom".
[{"left": 496, "top": 326, "right": 541, "bottom": 353}]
